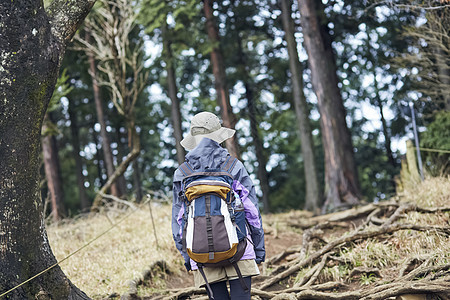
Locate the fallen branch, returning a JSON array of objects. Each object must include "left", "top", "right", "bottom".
[{"left": 99, "top": 192, "right": 137, "bottom": 210}]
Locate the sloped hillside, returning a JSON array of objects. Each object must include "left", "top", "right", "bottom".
[{"left": 47, "top": 177, "right": 450, "bottom": 299}]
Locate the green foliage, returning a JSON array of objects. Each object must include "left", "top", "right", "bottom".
[{"left": 420, "top": 111, "right": 450, "bottom": 176}]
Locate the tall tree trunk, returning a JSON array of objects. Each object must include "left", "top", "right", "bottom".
[
  {"left": 87, "top": 39, "right": 121, "bottom": 198},
  {"left": 203, "top": 0, "right": 240, "bottom": 158},
  {"left": 162, "top": 21, "right": 185, "bottom": 165},
  {"left": 281, "top": 0, "right": 321, "bottom": 213},
  {"left": 132, "top": 159, "right": 143, "bottom": 203},
  {"left": 68, "top": 98, "right": 90, "bottom": 211},
  {"left": 244, "top": 83, "right": 271, "bottom": 214},
  {"left": 0, "top": 0, "right": 94, "bottom": 298},
  {"left": 297, "top": 0, "right": 361, "bottom": 212},
  {"left": 93, "top": 129, "right": 107, "bottom": 186},
  {"left": 373, "top": 73, "right": 396, "bottom": 170},
  {"left": 436, "top": 47, "right": 450, "bottom": 110},
  {"left": 229, "top": 4, "right": 271, "bottom": 213},
  {"left": 115, "top": 123, "right": 128, "bottom": 196},
  {"left": 42, "top": 113, "right": 66, "bottom": 221}
]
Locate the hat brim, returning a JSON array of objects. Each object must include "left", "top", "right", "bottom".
[{"left": 180, "top": 127, "right": 236, "bottom": 150}]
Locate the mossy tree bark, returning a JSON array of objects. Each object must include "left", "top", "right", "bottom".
[{"left": 0, "top": 0, "right": 95, "bottom": 298}]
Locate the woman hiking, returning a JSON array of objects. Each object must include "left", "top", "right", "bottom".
[{"left": 171, "top": 111, "right": 265, "bottom": 300}]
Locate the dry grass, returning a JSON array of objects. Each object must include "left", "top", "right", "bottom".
[{"left": 47, "top": 201, "right": 182, "bottom": 299}]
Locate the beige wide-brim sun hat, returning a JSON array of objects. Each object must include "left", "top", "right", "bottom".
[{"left": 180, "top": 112, "right": 235, "bottom": 151}]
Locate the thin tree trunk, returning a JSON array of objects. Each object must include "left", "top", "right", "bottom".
[
  {"left": 436, "top": 47, "right": 450, "bottom": 110},
  {"left": 115, "top": 123, "right": 128, "bottom": 196},
  {"left": 245, "top": 83, "right": 271, "bottom": 214},
  {"left": 367, "top": 34, "right": 396, "bottom": 171},
  {"left": 229, "top": 4, "right": 271, "bottom": 213},
  {"left": 68, "top": 98, "right": 90, "bottom": 211},
  {"left": 297, "top": 0, "right": 361, "bottom": 212},
  {"left": 373, "top": 82, "right": 396, "bottom": 170},
  {"left": 203, "top": 0, "right": 240, "bottom": 158},
  {"left": 87, "top": 36, "right": 121, "bottom": 197},
  {"left": 132, "top": 159, "right": 143, "bottom": 203},
  {"left": 42, "top": 113, "right": 66, "bottom": 221},
  {"left": 93, "top": 129, "right": 106, "bottom": 186},
  {"left": 281, "top": 0, "right": 321, "bottom": 213},
  {"left": 162, "top": 21, "right": 185, "bottom": 165}
]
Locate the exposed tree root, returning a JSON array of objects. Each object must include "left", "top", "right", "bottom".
[{"left": 258, "top": 222, "right": 449, "bottom": 290}]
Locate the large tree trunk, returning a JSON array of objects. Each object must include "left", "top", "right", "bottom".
[
  {"left": 281, "top": 0, "right": 321, "bottom": 213},
  {"left": 42, "top": 113, "right": 67, "bottom": 221},
  {"left": 68, "top": 98, "right": 90, "bottom": 211},
  {"left": 87, "top": 41, "right": 122, "bottom": 198},
  {"left": 297, "top": 0, "right": 361, "bottom": 212},
  {"left": 0, "top": 0, "right": 94, "bottom": 298},
  {"left": 162, "top": 21, "right": 185, "bottom": 165},
  {"left": 203, "top": 0, "right": 240, "bottom": 158}
]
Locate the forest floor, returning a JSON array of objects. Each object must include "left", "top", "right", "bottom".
[{"left": 47, "top": 177, "right": 450, "bottom": 300}]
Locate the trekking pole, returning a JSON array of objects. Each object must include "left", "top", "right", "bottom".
[{"left": 147, "top": 194, "right": 160, "bottom": 249}]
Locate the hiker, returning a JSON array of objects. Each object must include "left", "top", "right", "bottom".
[{"left": 172, "top": 112, "right": 265, "bottom": 300}]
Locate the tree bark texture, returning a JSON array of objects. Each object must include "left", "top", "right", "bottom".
[
  {"left": 203, "top": 0, "right": 240, "bottom": 158},
  {"left": 281, "top": 0, "right": 321, "bottom": 213},
  {"left": 297, "top": 0, "right": 361, "bottom": 212},
  {"left": 42, "top": 113, "right": 66, "bottom": 221},
  {"left": 68, "top": 98, "right": 90, "bottom": 211},
  {"left": 0, "top": 0, "right": 95, "bottom": 298},
  {"left": 162, "top": 21, "right": 186, "bottom": 165},
  {"left": 87, "top": 43, "right": 122, "bottom": 198}
]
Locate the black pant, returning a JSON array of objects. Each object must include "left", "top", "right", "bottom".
[{"left": 205, "top": 277, "right": 251, "bottom": 300}]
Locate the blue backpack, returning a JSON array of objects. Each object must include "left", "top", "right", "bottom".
[{"left": 179, "top": 156, "right": 249, "bottom": 296}]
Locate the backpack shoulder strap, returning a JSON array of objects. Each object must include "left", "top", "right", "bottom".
[
  {"left": 179, "top": 161, "right": 194, "bottom": 177},
  {"left": 221, "top": 156, "right": 238, "bottom": 174}
]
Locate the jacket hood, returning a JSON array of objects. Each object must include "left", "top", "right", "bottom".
[{"left": 184, "top": 138, "right": 229, "bottom": 170}]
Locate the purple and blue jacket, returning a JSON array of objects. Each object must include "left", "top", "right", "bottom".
[{"left": 171, "top": 138, "right": 265, "bottom": 270}]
